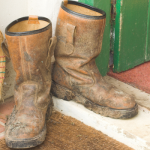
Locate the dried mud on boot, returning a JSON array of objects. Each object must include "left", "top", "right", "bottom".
[
  {"left": 52, "top": 81, "right": 138, "bottom": 119},
  {"left": 0, "top": 111, "right": 133, "bottom": 150}
]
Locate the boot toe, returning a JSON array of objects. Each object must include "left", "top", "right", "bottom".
[
  {"left": 5, "top": 121, "right": 34, "bottom": 139},
  {"left": 107, "top": 87, "right": 136, "bottom": 110},
  {"left": 5, "top": 107, "right": 46, "bottom": 149},
  {"left": 5, "top": 123, "right": 46, "bottom": 149},
  {"left": 5, "top": 120, "right": 46, "bottom": 149}
]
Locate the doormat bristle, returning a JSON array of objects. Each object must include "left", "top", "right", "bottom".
[{"left": 0, "top": 111, "right": 132, "bottom": 150}]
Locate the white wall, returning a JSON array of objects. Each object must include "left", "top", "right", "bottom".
[
  {"left": 0, "top": 0, "right": 78, "bottom": 100},
  {"left": 0, "top": 0, "right": 28, "bottom": 35},
  {"left": 27, "top": 0, "right": 78, "bottom": 35},
  {"left": 28, "top": 0, "right": 63, "bottom": 35},
  {"left": 0, "top": 0, "right": 28, "bottom": 100},
  {"left": 0, "top": 0, "right": 78, "bottom": 36}
]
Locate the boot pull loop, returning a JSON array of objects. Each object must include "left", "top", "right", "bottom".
[
  {"left": 64, "top": 0, "right": 68, "bottom": 6},
  {"left": 1, "top": 39, "right": 10, "bottom": 59},
  {"left": 28, "top": 15, "right": 40, "bottom": 24},
  {"left": 66, "top": 23, "right": 76, "bottom": 44},
  {"left": 66, "top": 23, "right": 76, "bottom": 55},
  {"left": 45, "top": 36, "right": 57, "bottom": 71}
]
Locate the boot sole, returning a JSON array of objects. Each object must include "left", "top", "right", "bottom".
[
  {"left": 5, "top": 97, "right": 53, "bottom": 149},
  {"left": 51, "top": 81, "right": 138, "bottom": 119},
  {"left": 5, "top": 124, "right": 47, "bottom": 149}
]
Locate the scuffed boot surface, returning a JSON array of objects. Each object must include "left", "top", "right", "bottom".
[
  {"left": 3, "top": 16, "right": 57, "bottom": 149},
  {"left": 5, "top": 82, "right": 53, "bottom": 149},
  {"left": 0, "top": 111, "right": 133, "bottom": 150},
  {"left": 52, "top": 1, "right": 138, "bottom": 119},
  {"left": 52, "top": 79, "right": 138, "bottom": 119}
]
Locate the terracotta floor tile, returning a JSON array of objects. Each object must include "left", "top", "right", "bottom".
[
  {"left": 0, "top": 98, "right": 15, "bottom": 116},
  {"left": 0, "top": 119, "right": 6, "bottom": 124},
  {"left": 108, "top": 61, "right": 150, "bottom": 94},
  {"left": 0, "top": 124, "right": 4, "bottom": 133},
  {"left": 0, "top": 98, "right": 14, "bottom": 140}
]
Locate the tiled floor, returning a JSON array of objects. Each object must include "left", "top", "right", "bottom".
[
  {"left": 0, "top": 98, "right": 14, "bottom": 139},
  {"left": 108, "top": 61, "right": 150, "bottom": 94},
  {"left": 53, "top": 76, "right": 150, "bottom": 150},
  {"left": 0, "top": 76, "right": 150, "bottom": 149}
]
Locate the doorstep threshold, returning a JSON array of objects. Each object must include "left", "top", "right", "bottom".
[
  {"left": 105, "top": 76, "right": 150, "bottom": 110},
  {"left": 53, "top": 76, "right": 150, "bottom": 150}
]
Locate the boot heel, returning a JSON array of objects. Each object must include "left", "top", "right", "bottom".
[
  {"left": 46, "top": 94, "right": 54, "bottom": 121},
  {"left": 51, "top": 81, "right": 75, "bottom": 101}
]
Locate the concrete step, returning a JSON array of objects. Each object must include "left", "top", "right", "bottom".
[{"left": 53, "top": 76, "right": 150, "bottom": 150}]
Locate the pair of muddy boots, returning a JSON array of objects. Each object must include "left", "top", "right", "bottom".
[{"left": 2, "top": 0, "right": 138, "bottom": 149}]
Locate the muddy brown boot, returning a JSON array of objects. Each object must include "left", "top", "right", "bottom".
[
  {"left": 51, "top": 1, "right": 138, "bottom": 119},
  {"left": 1, "top": 16, "right": 57, "bottom": 149}
]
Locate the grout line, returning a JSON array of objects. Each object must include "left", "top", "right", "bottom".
[
  {"left": 0, "top": 121, "right": 5, "bottom": 126},
  {"left": 0, "top": 131, "right": 4, "bottom": 139}
]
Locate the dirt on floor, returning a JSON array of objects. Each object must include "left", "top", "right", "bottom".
[{"left": 0, "top": 111, "right": 133, "bottom": 150}]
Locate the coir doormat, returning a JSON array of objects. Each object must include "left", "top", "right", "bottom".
[{"left": 0, "top": 111, "right": 132, "bottom": 150}]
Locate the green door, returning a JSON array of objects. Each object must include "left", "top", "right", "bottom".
[
  {"left": 79, "top": 0, "right": 150, "bottom": 74},
  {"left": 146, "top": 0, "right": 150, "bottom": 60},
  {"left": 79, "top": 0, "right": 111, "bottom": 76},
  {"left": 113, "top": 0, "right": 150, "bottom": 72}
]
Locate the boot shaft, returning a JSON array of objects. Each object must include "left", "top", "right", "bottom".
[
  {"left": 5, "top": 16, "right": 53, "bottom": 85},
  {"left": 53, "top": 1, "right": 106, "bottom": 85},
  {"left": 52, "top": 1, "right": 138, "bottom": 119},
  {"left": 3, "top": 16, "right": 56, "bottom": 148},
  {"left": 55, "top": 1, "right": 106, "bottom": 60}
]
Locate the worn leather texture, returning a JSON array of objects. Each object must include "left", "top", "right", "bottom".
[
  {"left": 52, "top": 1, "right": 138, "bottom": 118},
  {"left": 3, "top": 17, "right": 57, "bottom": 148}
]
